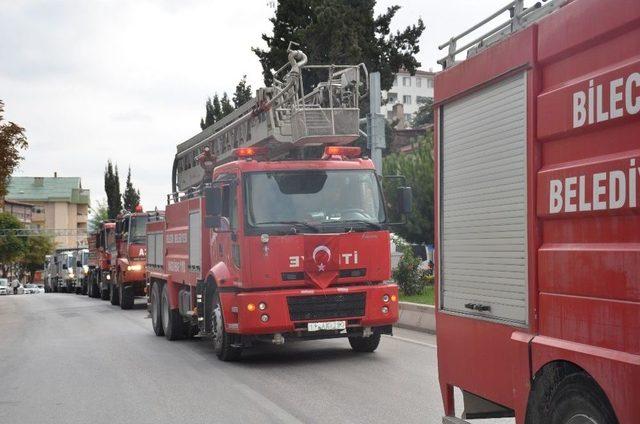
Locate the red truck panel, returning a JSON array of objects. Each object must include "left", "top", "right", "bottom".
[{"left": 435, "top": 1, "right": 640, "bottom": 422}]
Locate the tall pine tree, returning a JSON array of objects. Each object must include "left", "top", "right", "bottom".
[
  {"left": 220, "top": 93, "right": 234, "bottom": 117},
  {"left": 233, "top": 75, "right": 253, "bottom": 108},
  {"left": 104, "top": 160, "right": 122, "bottom": 219},
  {"left": 252, "top": 0, "right": 425, "bottom": 92},
  {"left": 200, "top": 97, "right": 216, "bottom": 130},
  {"left": 122, "top": 167, "right": 141, "bottom": 212}
]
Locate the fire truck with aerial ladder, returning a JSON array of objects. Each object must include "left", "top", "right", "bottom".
[
  {"left": 146, "top": 44, "right": 412, "bottom": 360},
  {"left": 434, "top": 0, "right": 639, "bottom": 423}
]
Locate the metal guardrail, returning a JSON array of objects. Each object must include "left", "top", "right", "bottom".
[
  {"left": 0, "top": 228, "right": 88, "bottom": 237},
  {"left": 437, "top": 0, "right": 567, "bottom": 69}
]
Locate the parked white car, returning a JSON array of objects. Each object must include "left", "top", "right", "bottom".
[
  {"left": 23, "top": 284, "right": 40, "bottom": 294},
  {"left": 0, "top": 278, "right": 9, "bottom": 295}
]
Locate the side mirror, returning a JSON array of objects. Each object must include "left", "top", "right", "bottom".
[
  {"left": 398, "top": 187, "right": 413, "bottom": 215},
  {"left": 204, "top": 186, "right": 223, "bottom": 228},
  {"left": 204, "top": 186, "right": 222, "bottom": 216}
]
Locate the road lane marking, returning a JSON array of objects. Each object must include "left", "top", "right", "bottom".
[{"left": 385, "top": 335, "right": 437, "bottom": 349}]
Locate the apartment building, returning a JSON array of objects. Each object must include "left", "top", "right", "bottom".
[
  {"left": 0, "top": 199, "right": 34, "bottom": 225},
  {"left": 382, "top": 69, "right": 435, "bottom": 124},
  {"left": 6, "top": 174, "right": 90, "bottom": 249}
]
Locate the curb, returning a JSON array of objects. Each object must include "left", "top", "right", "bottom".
[{"left": 396, "top": 301, "right": 436, "bottom": 334}]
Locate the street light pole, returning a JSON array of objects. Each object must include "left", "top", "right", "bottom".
[{"left": 367, "top": 72, "right": 386, "bottom": 176}]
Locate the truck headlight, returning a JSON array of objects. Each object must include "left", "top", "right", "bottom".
[{"left": 127, "top": 264, "right": 142, "bottom": 271}]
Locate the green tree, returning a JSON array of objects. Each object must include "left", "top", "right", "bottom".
[
  {"left": 212, "top": 94, "right": 223, "bottom": 121},
  {"left": 200, "top": 97, "right": 216, "bottom": 130},
  {"left": 233, "top": 75, "right": 253, "bottom": 108},
  {"left": 220, "top": 92, "right": 234, "bottom": 117},
  {"left": 104, "top": 160, "right": 122, "bottom": 219},
  {"left": 253, "top": 1, "right": 425, "bottom": 91},
  {"left": 0, "top": 212, "right": 26, "bottom": 277},
  {"left": 19, "top": 235, "right": 55, "bottom": 283},
  {"left": 122, "top": 167, "right": 141, "bottom": 212},
  {"left": 412, "top": 97, "right": 434, "bottom": 127},
  {"left": 0, "top": 100, "right": 28, "bottom": 198},
  {"left": 89, "top": 199, "right": 109, "bottom": 232},
  {"left": 382, "top": 134, "right": 434, "bottom": 244}
]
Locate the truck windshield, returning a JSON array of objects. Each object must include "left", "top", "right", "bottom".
[
  {"left": 82, "top": 251, "right": 89, "bottom": 265},
  {"left": 246, "top": 170, "right": 385, "bottom": 230},
  {"left": 128, "top": 216, "right": 148, "bottom": 244}
]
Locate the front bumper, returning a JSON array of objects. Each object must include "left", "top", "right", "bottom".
[{"left": 229, "top": 284, "right": 399, "bottom": 335}]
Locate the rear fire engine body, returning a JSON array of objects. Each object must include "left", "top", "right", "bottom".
[
  {"left": 108, "top": 209, "right": 157, "bottom": 309},
  {"left": 86, "top": 222, "right": 115, "bottom": 300},
  {"left": 147, "top": 47, "right": 409, "bottom": 360},
  {"left": 435, "top": 1, "right": 639, "bottom": 423}
]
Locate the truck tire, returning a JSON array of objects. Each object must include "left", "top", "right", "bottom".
[
  {"left": 525, "top": 364, "right": 618, "bottom": 424},
  {"left": 212, "top": 291, "right": 242, "bottom": 361},
  {"left": 120, "top": 282, "right": 134, "bottom": 310},
  {"left": 150, "top": 282, "right": 164, "bottom": 336},
  {"left": 348, "top": 333, "right": 381, "bottom": 353},
  {"left": 90, "top": 276, "right": 100, "bottom": 298},
  {"left": 109, "top": 282, "right": 120, "bottom": 306},
  {"left": 161, "top": 284, "right": 184, "bottom": 341}
]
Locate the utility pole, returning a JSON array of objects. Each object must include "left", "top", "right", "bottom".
[{"left": 367, "top": 72, "right": 386, "bottom": 175}]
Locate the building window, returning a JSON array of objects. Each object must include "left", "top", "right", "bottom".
[
  {"left": 403, "top": 95, "right": 412, "bottom": 105},
  {"left": 387, "top": 92, "right": 398, "bottom": 103},
  {"left": 416, "top": 77, "right": 422, "bottom": 88},
  {"left": 403, "top": 76, "right": 411, "bottom": 87},
  {"left": 427, "top": 77, "right": 434, "bottom": 88}
]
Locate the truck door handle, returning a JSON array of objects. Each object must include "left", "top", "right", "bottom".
[{"left": 464, "top": 303, "right": 491, "bottom": 312}]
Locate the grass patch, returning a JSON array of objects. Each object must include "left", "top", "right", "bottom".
[{"left": 399, "top": 284, "right": 435, "bottom": 305}]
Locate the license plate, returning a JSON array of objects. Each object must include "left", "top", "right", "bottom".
[{"left": 307, "top": 320, "right": 346, "bottom": 332}]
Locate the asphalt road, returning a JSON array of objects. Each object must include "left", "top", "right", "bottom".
[{"left": 0, "top": 293, "right": 514, "bottom": 424}]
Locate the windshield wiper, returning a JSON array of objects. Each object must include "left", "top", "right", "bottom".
[
  {"left": 255, "top": 221, "right": 320, "bottom": 233},
  {"left": 341, "top": 220, "right": 383, "bottom": 231}
]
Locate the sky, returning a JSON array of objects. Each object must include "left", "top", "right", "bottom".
[{"left": 1, "top": 0, "right": 520, "bottom": 213}]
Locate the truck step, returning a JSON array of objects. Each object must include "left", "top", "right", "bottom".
[{"left": 442, "top": 417, "right": 470, "bottom": 424}]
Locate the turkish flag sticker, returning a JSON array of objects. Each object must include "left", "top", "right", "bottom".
[{"left": 304, "top": 234, "right": 340, "bottom": 289}]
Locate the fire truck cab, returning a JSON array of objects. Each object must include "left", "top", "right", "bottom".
[{"left": 107, "top": 208, "right": 160, "bottom": 309}]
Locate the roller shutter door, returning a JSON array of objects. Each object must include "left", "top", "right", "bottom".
[{"left": 440, "top": 72, "right": 528, "bottom": 325}]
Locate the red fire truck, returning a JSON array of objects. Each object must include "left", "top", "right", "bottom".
[
  {"left": 108, "top": 208, "right": 161, "bottom": 309},
  {"left": 146, "top": 47, "right": 411, "bottom": 360},
  {"left": 86, "top": 221, "right": 116, "bottom": 300},
  {"left": 435, "top": 0, "right": 639, "bottom": 423}
]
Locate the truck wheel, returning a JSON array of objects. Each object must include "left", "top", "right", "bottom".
[
  {"left": 525, "top": 365, "right": 617, "bottom": 424},
  {"left": 150, "top": 282, "right": 164, "bottom": 336},
  {"left": 120, "top": 282, "right": 134, "bottom": 310},
  {"left": 161, "top": 284, "right": 184, "bottom": 341},
  {"left": 109, "top": 278, "right": 120, "bottom": 306},
  {"left": 348, "top": 333, "right": 381, "bottom": 353},
  {"left": 212, "top": 292, "right": 242, "bottom": 361},
  {"left": 91, "top": 277, "right": 100, "bottom": 298}
]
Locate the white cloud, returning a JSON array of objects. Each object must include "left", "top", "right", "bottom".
[{"left": 1, "top": 0, "right": 515, "bottom": 210}]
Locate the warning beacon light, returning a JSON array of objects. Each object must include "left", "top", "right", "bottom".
[
  {"left": 323, "top": 146, "right": 361, "bottom": 159},
  {"left": 234, "top": 147, "right": 269, "bottom": 159}
]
